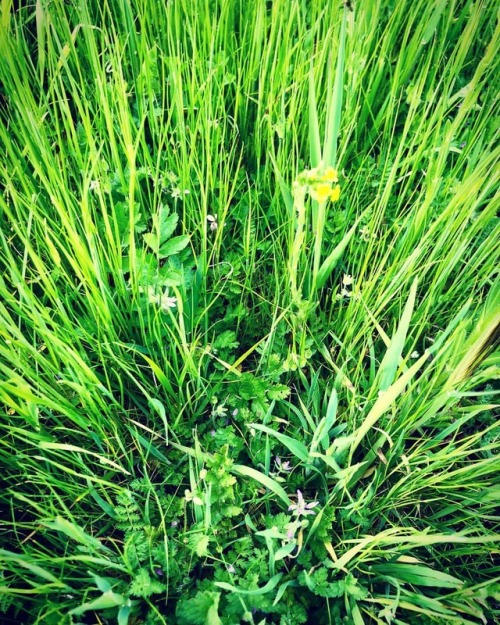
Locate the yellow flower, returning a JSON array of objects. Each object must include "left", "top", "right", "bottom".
[
  {"left": 309, "top": 182, "right": 341, "bottom": 203},
  {"left": 322, "top": 166, "right": 338, "bottom": 183},
  {"left": 309, "top": 183, "right": 333, "bottom": 202},
  {"left": 329, "top": 184, "right": 341, "bottom": 201}
]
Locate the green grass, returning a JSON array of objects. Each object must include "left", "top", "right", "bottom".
[{"left": 0, "top": 0, "right": 498, "bottom": 624}]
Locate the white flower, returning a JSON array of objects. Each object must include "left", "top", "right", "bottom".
[
  {"left": 171, "top": 187, "right": 190, "bottom": 199},
  {"left": 159, "top": 293, "right": 177, "bottom": 310},
  {"left": 143, "top": 286, "right": 177, "bottom": 311},
  {"left": 212, "top": 403, "right": 228, "bottom": 418},
  {"left": 275, "top": 457, "right": 293, "bottom": 472},
  {"left": 89, "top": 180, "right": 100, "bottom": 191},
  {"left": 184, "top": 489, "right": 203, "bottom": 506},
  {"left": 288, "top": 490, "right": 319, "bottom": 517},
  {"left": 207, "top": 214, "right": 218, "bottom": 231},
  {"left": 342, "top": 274, "right": 354, "bottom": 286}
]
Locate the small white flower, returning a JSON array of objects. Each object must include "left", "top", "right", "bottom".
[
  {"left": 227, "top": 564, "right": 235, "bottom": 573},
  {"left": 143, "top": 286, "right": 176, "bottom": 311},
  {"left": 159, "top": 293, "right": 177, "bottom": 310},
  {"left": 410, "top": 351, "right": 420, "bottom": 359},
  {"left": 184, "top": 489, "right": 203, "bottom": 506},
  {"left": 199, "top": 469, "right": 208, "bottom": 480},
  {"left": 165, "top": 171, "right": 178, "bottom": 183},
  {"left": 171, "top": 187, "right": 189, "bottom": 199},
  {"left": 288, "top": 490, "right": 319, "bottom": 517},
  {"left": 275, "top": 457, "right": 293, "bottom": 472},
  {"left": 212, "top": 403, "right": 228, "bottom": 418},
  {"left": 207, "top": 214, "right": 218, "bottom": 231},
  {"left": 89, "top": 180, "right": 100, "bottom": 191},
  {"left": 359, "top": 226, "right": 371, "bottom": 241},
  {"left": 342, "top": 274, "right": 354, "bottom": 286}
]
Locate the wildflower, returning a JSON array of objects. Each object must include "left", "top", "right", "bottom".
[
  {"left": 207, "top": 214, "right": 218, "bottom": 231},
  {"left": 342, "top": 274, "right": 354, "bottom": 286},
  {"left": 184, "top": 489, "right": 203, "bottom": 506},
  {"left": 171, "top": 187, "right": 190, "bottom": 199},
  {"left": 143, "top": 286, "right": 177, "bottom": 311},
  {"left": 165, "top": 171, "right": 178, "bottom": 184},
  {"left": 89, "top": 180, "right": 100, "bottom": 191},
  {"left": 322, "top": 166, "right": 339, "bottom": 183},
  {"left": 298, "top": 163, "right": 341, "bottom": 203},
  {"left": 359, "top": 226, "right": 371, "bottom": 241},
  {"left": 410, "top": 351, "right": 420, "bottom": 359},
  {"left": 275, "top": 457, "right": 293, "bottom": 472},
  {"left": 288, "top": 490, "right": 319, "bottom": 517},
  {"left": 212, "top": 403, "right": 228, "bottom": 418},
  {"left": 309, "top": 183, "right": 339, "bottom": 203},
  {"left": 227, "top": 564, "right": 235, "bottom": 574}
]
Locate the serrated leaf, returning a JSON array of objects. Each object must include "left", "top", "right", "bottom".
[
  {"left": 160, "top": 211, "right": 178, "bottom": 244},
  {"left": 177, "top": 591, "right": 222, "bottom": 625},
  {"left": 159, "top": 234, "right": 190, "bottom": 258},
  {"left": 143, "top": 231, "right": 159, "bottom": 253},
  {"left": 267, "top": 384, "right": 290, "bottom": 401},
  {"left": 189, "top": 533, "right": 210, "bottom": 557},
  {"left": 213, "top": 330, "right": 239, "bottom": 350},
  {"left": 238, "top": 373, "right": 267, "bottom": 400}
]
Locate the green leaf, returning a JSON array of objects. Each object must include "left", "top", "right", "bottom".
[
  {"left": 189, "top": 533, "right": 210, "bottom": 557},
  {"left": 249, "top": 423, "right": 309, "bottom": 462},
  {"left": 239, "top": 373, "right": 267, "bottom": 400},
  {"left": 215, "top": 573, "right": 283, "bottom": 596},
  {"left": 41, "top": 517, "right": 105, "bottom": 552},
  {"left": 160, "top": 210, "right": 178, "bottom": 244},
  {"left": 177, "top": 591, "right": 222, "bottom": 625},
  {"left": 316, "top": 217, "right": 361, "bottom": 289},
  {"left": 267, "top": 383, "right": 290, "bottom": 401},
  {"left": 159, "top": 234, "right": 190, "bottom": 258},
  {"left": 118, "top": 605, "right": 132, "bottom": 625},
  {"left": 371, "top": 563, "right": 463, "bottom": 588},
  {"left": 231, "top": 465, "right": 291, "bottom": 506},
  {"left": 129, "top": 569, "right": 167, "bottom": 598},
  {"left": 308, "top": 62, "right": 321, "bottom": 168},
  {"left": 143, "top": 231, "right": 159, "bottom": 254},
  {"left": 69, "top": 590, "right": 127, "bottom": 615},
  {"left": 213, "top": 330, "right": 239, "bottom": 350},
  {"left": 378, "top": 278, "right": 418, "bottom": 392},
  {"left": 323, "top": 5, "right": 348, "bottom": 168}
]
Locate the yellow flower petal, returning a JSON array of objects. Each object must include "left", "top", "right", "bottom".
[
  {"left": 329, "top": 185, "right": 341, "bottom": 201},
  {"left": 310, "top": 183, "right": 332, "bottom": 202},
  {"left": 322, "top": 166, "right": 338, "bottom": 183}
]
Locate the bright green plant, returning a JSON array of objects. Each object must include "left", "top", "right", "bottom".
[{"left": 0, "top": 0, "right": 498, "bottom": 624}]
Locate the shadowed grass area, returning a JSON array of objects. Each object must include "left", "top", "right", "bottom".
[{"left": 0, "top": 0, "right": 498, "bottom": 623}]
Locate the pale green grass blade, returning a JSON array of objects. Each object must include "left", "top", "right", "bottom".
[
  {"left": 377, "top": 278, "right": 418, "bottom": 392},
  {"left": 323, "top": 5, "right": 348, "bottom": 168}
]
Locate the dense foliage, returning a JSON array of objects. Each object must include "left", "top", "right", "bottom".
[{"left": 0, "top": 0, "right": 498, "bottom": 623}]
